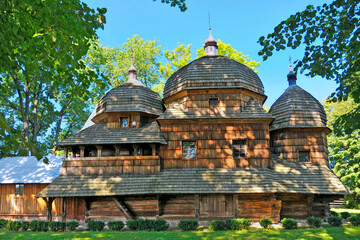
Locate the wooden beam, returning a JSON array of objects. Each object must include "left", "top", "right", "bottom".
[
  {"left": 233, "top": 194, "right": 238, "bottom": 218},
  {"left": 83, "top": 198, "right": 91, "bottom": 221},
  {"left": 195, "top": 194, "right": 199, "bottom": 219},
  {"left": 157, "top": 194, "right": 162, "bottom": 217},
  {"left": 112, "top": 197, "right": 133, "bottom": 220},
  {"left": 44, "top": 197, "right": 54, "bottom": 222},
  {"left": 62, "top": 198, "right": 67, "bottom": 222}
]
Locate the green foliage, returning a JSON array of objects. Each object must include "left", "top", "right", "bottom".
[
  {"left": 0, "top": 219, "right": 7, "bottom": 229},
  {"left": 324, "top": 98, "right": 360, "bottom": 206},
  {"left": 66, "top": 221, "right": 79, "bottom": 231},
  {"left": 259, "top": 219, "right": 273, "bottom": 229},
  {"left": 49, "top": 222, "right": 66, "bottom": 232},
  {"left": 328, "top": 216, "right": 342, "bottom": 227},
  {"left": 21, "top": 222, "right": 30, "bottom": 232},
  {"left": 29, "top": 220, "right": 38, "bottom": 231},
  {"left": 340, "top": 212, "right": 351, "bottom": 219},
  {"left": 6, "top": 221, "right": 21, "bottom": 231},
  {"left": 258, "top": 1, "right": 360, "bottom": 109},
  {"left": 281, "top": 218, "right": 298, "bottom": 229},
  {"left": 208, "top": 220, "right": 227, "bottom": 231},
  {"left": 153, "top": 0, "right": 187, "bottom": 11},
  {"left": 86, "top": 220, "right": 104, "bottom": 232},
  {"left": 330, "top": 211, "right": 339, "bottom": 217},
  {"left": 107, "top": 221, "right": 124, "bottom": 231},
  {"left": 160, "top": 43, "right": 192, "bottom": 80},
  {"left": 125, "top": 219, "right": 168, "bottom": 231},
  {"left": 226, "top": 218, "right": 252, "bottom": 230},
  {"left": 306, "top": 216, "right": 322, "bottom": 228},
  {"left": 197, "top": 40, "right": 260, "bottom": 72},
  {"left": 177, "top": 220, "right": 199, "bottom": 231},
  {"left": 348, "top": 216, "right": 360, "bottom": 226}
]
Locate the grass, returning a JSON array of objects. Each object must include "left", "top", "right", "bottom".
[
  {"left": 0, "top": 226, "right": 359, "bottom": 240},
  {"left": 331, "top": 208, "right": 360, "bottom": 217}
]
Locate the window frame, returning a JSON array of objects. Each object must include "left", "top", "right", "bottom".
[
  {"left": 209, "top": 97, "right": 219, "bottom": 107},
  {"left": 298, "top": 150, "right": 310, "bottom": 163},
  {"left": 120, "top": 117, "right": 129, "bottom": 128},
  {"left": 15, "top": 184, "right": 24, "bottom": 197},
  {"left": 232, "top": 139, "right": 247, "bottom": 159},
  {"left": 182, "top": 141, "right": 196, "bottom": 160}
]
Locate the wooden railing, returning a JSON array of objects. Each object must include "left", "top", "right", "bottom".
[{"left": 61, "top": 156, "right": 160, "bottom": 175}]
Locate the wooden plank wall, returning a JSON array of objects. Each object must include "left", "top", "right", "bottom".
[
  {"left": 278, "top": 193, "right": 311, "bottom": 220},
  {"left": 160, "top": 122, "right": 270, "bottom": 168},
  {"left": 271, "top": 130, "right": 329, "bottom": 165},
  {"left": 238, "top": 194, "right": 281, "bottom": 223},
  {"left": 0, "top": 184, "right": 84, "bottom": 220},
  {"left": 63, "top": 156, "right": 160, "bottom": 175},
  {"left": 162, "top": 195, "right": 195, "bottom": 218}
]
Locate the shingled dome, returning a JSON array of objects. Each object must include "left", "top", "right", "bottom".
[
  {"left": 270, "top": 85, "right": 327, "bottom": 131},
  {"left": 163, "top": 56, "right": 265, "bottom": 98},
  {"left": 96, "top": 79, "right": 164, "bottom": 117}
]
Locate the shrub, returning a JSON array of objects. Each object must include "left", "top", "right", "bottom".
[
  {"left": 259, "top": 219, "right": 273, "bottom": 229},
  {"left": 209, "top": 220, "right": 227, "bottom": 231},
  {"left": 108, "top": 221, "right": 124, "bottom": 231},
  {"left": 340, "top": 212, "right": 351, "bottom": 219},
  {"left": 281, "top": 218, "right": 298, "bottom": 229},
  {"left": 348, "top": 216, "right": 360, "bottom": 226},
  {"left": 328, "top": 216, "right": 342, "bottom": 227},
  {"left": 66, "top": 221, "right": 79, "bottom": 231},
  {"left": 87, "top": 220, "right": 105, "bottom": 231},
  {"left": 30, "top": 220, "right": 39, "bottom": 231},
  {"left": 151, "top": 219, "right": 169, "bottom": 231},
  {"left": 178, "top": 220, "right": 199, "bottom": 231},
  {"left": 330, "top": 211, "right": 338, "bottom": 217},
  {"left": 306, "top": 216, "right": 322, "bottom": 228},
  {"left": 6, "top": 221, "right": 21, "bottom": 231},
  {"left": 49, "top": 221, "right": 66, "bottom": 232},
  {"left": 137, "top": 219, "right": 152, "bottom": 231},
  {"left": 0, "top": 219, "right": 7, "bottom": 229},
  {"left": 226, "top": 218, "right": 252, "bottom": 230},
  {"left": 21, "top": 221, "right": 30, "bottom": 231},
  {"left": 126, "top": 219, "right": 139, "bottom": 231},
  {"left": 37, "top": 221, "right": 49, "bottom": 232}
]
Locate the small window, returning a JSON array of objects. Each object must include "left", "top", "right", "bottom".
[
  {"left": 299, "top": 151, "right": 310, "bottom": 162},
  {"left": 233, "top": 140, "right": 246, "bottom": 158},
  {"left": 209, "top": 98, "right": 219, "bottom": 106},
  {"left": 120, "top": 117, "right": 129, "bottom": 127},
  {"left": 183, "top": 141, "right": 196, "bottom": 159},
  {"left": 15, "top": 184, "right": 24, "bottom": 197}
]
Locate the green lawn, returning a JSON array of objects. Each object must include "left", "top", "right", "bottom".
[
  {"left": 1, "top": 226, "right": 359, "bottom": 240},
  {"left": 331, "top": 208, "right": 360, "bottom": 217}
]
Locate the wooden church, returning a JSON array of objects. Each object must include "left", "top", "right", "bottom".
[{"left": 36, "top": 29, "right": 348, "bottom": 223}]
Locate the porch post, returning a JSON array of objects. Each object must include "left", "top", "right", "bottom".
[{"left": 62, "top": 198, "right": 67, "bottom": 222}]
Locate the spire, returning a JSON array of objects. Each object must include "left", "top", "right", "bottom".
[
  {"left": 204, "top": 14, "right": 218, "bottom": 56},
  {"left": 128, "top": 56, "right": 137, "bottom": 81},
  {"left": 287, "top": 56, "right": 297, "bottom": 86}
]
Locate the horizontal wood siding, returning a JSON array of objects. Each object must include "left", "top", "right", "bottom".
[
  {"left": 0, "top": 184, "right": 84, "bottom": 220},
  {"left": 160, "top": 123, "right": 270, "bottom": 168},
  {"left": 162, "top": 195, "right": 195, "bottom": 217},
  {"left": 238, "top": 194, "right": 281, "bottom": 223},
  {"left": 271, "top": 130, "right": 329, "bottom": 165},
  {"left": 278, "top": 193, "right": 311, "bottom": 220}
]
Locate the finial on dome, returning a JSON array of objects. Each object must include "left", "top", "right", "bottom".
[
  {"left": 204, "top": 14, "right": 218, "bottom": 56},
  {"left": 287, "top": 56, "right": 297, "bottom": 86},
  {"left": 128, "top": 56, "right": 137, "bottom": 81}
]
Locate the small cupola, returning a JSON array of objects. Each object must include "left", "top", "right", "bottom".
[
  {"left": 204, "top": 27, "right": 218, "bottom": 56},
  {"left": 287, "top": 58, "right": 297, "bottom": 86},
  {"left": 128, "top": 56, "right": 137, "bottom": 81}
]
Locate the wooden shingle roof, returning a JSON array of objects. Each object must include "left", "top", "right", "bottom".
[
  {"left": 269, "top": 85, "right": 327, "bottom": 131},
  {"left": 36, "top": 155, "right": 348, "bottom": 198},
  {"left": 157, "top": 98, "right": 274, "bottom": 120},
  {"left": 163, "top": 56, "right": 265, "bottom": 99},
  {"left": 59, "top": 121, "right": 167, "bottom": 146},
  {"left": 96, "top": 79, "right": 164, "bottom": 117}
]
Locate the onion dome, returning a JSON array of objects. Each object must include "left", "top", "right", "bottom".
[
  {"left": 204, "top": 27, "right": 218, "bottom": 56},
  {"left": 95, "top": 59, "right": 164, "bottom": 117},
  {"left": 269, "top": 69, "right": 327, "bottom": 131},
  {"left": 163, "top": 56, "right": 265, "bottom": 99}
]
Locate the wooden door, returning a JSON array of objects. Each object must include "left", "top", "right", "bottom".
[{"left": 200, "top": 194, "right": 233, "bottom": 217}]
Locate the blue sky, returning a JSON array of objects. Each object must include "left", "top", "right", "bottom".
[{"left": 84, "top": 0, "right": 337, "bottom": 108}]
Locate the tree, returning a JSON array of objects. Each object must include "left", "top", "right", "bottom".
[
  {"left": 85, "top": 36, "right": 162, "bottom": 89},
  {"left": 324, "top": 98, "right": 360, "bottom": 208},
  {"left": 153, "top": 0, "right": 187, "bottom": 11},
  {"left": 258, "top": 0, "right": 360, "bottom": 104},
  {"left": 0, "top": 0, "right": 106, "bottom": 156}
]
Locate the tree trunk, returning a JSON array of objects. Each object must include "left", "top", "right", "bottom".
[{"left": 52, "top": 100, "right": 71, "bottom": 155}]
